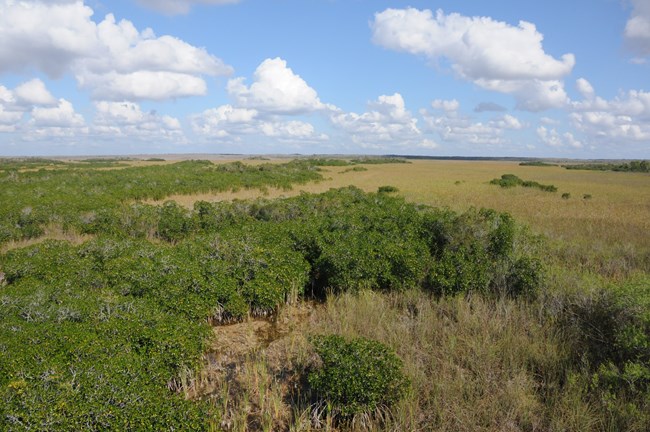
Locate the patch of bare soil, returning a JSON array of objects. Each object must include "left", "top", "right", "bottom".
[{"left": 181, "top": 302, "right": 320, "bottom": 431}]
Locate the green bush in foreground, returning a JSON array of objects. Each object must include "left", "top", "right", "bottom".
[{"left": 308, "top": 335, "right": 409, "bottom": 417}]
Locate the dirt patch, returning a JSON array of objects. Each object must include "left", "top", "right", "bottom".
[
  {"left": 179, "top": 302, "right": 319, "bottom": 430},
  {"left": 206, "top": 302, "right": 317, "bottom": 372}
]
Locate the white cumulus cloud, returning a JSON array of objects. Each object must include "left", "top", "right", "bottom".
[
  {"left": 14, "top": 79, "right": 56, "bottom": 106},
  {"left": 191, "top": 105, "right": 328, "bottom": 143},
  {"left": 421, "top": 99, "right": 524, "bottom": 145},
  {"left": 570, "top": 80, "right": 650, "bottom": 143},
  {"left": 0, "top": 0, "right": 98, "bottom": 77},
  {"left": 25, "top": 98, "right": 88, "bottom": 140},
  {"left": 0, "top": 80, "right": 62, "bottom": 133},
  {"left": 0, "top": 1, "right": 232, "bottom": 101},
  {"left": 625, "top": 0, "right": 650, "bottom": 57},
  {"left": 0, "top": 86, "right": 22, "bottom": 132},
  {"left": 537, "top": 126, "right": 583, "bottom": 148},
  {"left": 576, "top": 78, "right": 596, "bottom": 100},
  {"left": 371, "top": 8, "right": 574, "bottom": 111},
  {"left": 227, "top": 58, "right": 330, "bottom": 115},
  {"left": 330, "top": 93, "right": 422, "bottom": 148},
  {"left": 31, "top": 99, "right": 85, "bottom": 128},
  {"left": 93, "top": 101, "right": 184, "bottom": 141}
]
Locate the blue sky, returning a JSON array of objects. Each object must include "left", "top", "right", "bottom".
[{"left": 0, "top": 0, "right": 649, "bottom": 158}]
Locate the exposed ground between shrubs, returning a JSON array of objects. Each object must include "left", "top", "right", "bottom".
[{"left": 180, "top": 303, "right": 319, "bottom": 431}]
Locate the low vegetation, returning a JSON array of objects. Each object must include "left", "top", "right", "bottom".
[
  {"left": 308, "top": 335, "right": 409, "bottom": 417},
  {"left": 519, "top": 161, "right": 556, "bottom": 167},
  {"left": 563, "top": 160, "right": 649, "bottom": 173},
  {"left": 0, "top": 157, "right": 648, "bottom": 431},
  {"left": 490, "top": 173, "right": 558, "bottom": 192}
]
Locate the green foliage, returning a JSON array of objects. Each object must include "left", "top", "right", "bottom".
[
  {"left": 427, "top": 248, "right": 490, "bottom": 295},
  {"left": 158, "top": 201, "right": 191, "bottom": 242},
  {"left": 563, "top": 160, "right": 649, "bottom": 173},
  {"left": 562, "top": 193, "right": 571, "bottom": 199},
  {"left": 0, "top": 163, "right": 547, "bottom": 430},
  {"left": 377, "top": 185, "right": 399, "bottom": 193},
  {"left": 506, "top": 257, "right": 543, "bottom": 298},
  {"left": 341, "top": 166, "right": 368, "bottom": 173},
  {"left": 519, "top": 161, "right": 556, "bottom": 167},
  {"left": 557, "top": 275, "right": 650, "bottom": 412},
  {"left": 0, "top": 158, "right": 64, "bottom": 171},
  {"left": 490, "top": 174, "right": 557, "bottom": 192},
  {"left": 0, "top": 241, "right": 211, "bottom": 429},
  {"left": 0, "top": 159, "right": 323, "bottom": 244},
  {"left": 422, "top": 208, "right": 541, "bottom": 298},
  {"left": 349, "top": 157, "right": 410, "bottom": 165},
  {"left": 308, "top": 335, "right": 409, "bottom": 416},
  {"left": 490, "top": 173, "right": 522, "bottom": 188}
]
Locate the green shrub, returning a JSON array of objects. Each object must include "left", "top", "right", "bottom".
[
  {"left": 378, "top": 185, "right": 399, "bottom": 193},
  {"left": 427, "top": 248, "right": 490, "bottom": 296},
  {"left": 341, "top": 166, "right": 369, "bottom": 173},
  {"left": 490, "top": 174, "right": 522, "bottom": 188},
  {"left": 490, "top": 174, "right": 557, "bottom": 192},
  {"left": 308, "top": 335, "right": 409, "bottom": 416},
  {"left": 519, "top": 161, "right": 556, "bottom": 167},
  {"left": 506, "top": 257, "right": 543, "bottom": 298},
  {"left": 554, "top": 278, "right": 650, "bottom": 428},
  {"left": 562, "top": 193, "right": 571, "bottom": 199},
  {"left": 157, "top": 201, "right": 191, "bottom": 242}
]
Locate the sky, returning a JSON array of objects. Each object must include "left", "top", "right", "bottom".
[{"left": 0, "top": 0, "right": 649, "bottom": 158}]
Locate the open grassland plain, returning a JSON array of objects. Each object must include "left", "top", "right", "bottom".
[{"left": 0, "top": 157, "right": 649, "bottom": 431}]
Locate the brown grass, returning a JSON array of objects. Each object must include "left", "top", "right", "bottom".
[
  {"left": 189, "top": 290, "right": 603, "bottom": 431},
  {"left": 0, "top": 223, "right": 93, "bottom": 254}
]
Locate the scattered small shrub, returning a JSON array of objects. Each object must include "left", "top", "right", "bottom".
[
  {"left": 341, "top": 166, "right": 368, "bottom": 173},
  {"left": 583, "top": 194, "right": 592, "bottom": 200},
  {"left": 519, "top": 161, "right": 556, "bottom": 167},
  {"left": 490, "top": 174, "right": 557, "bottom": 192},
  {"left": 308, "top": 334, "right": 409, "bottom": 417},
  {"left": 562, "top": 193, "right": 571, "bottom": 199},
  {"left": 378, "top": 185, "right": 399, "bottom": 193}
]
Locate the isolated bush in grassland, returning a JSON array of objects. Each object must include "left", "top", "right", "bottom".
[
  {"left": 377, "top": 185, "right": 399, "bottom": 193},
  {"left": 308, "top": 289, "right": 575, "bottom": 431},
  {"left": 308, "top": 334, "right": 409, "bottom": 417},
  {"left": 490, "top": 173, "right": 558, "bottom": 192},
  {"left": 562, "top": 192, "right": 571, "bottom": 199}
]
